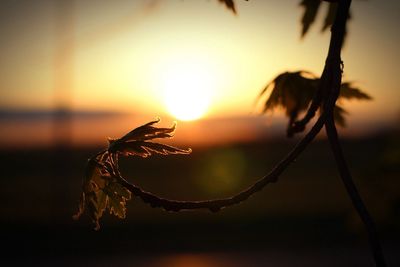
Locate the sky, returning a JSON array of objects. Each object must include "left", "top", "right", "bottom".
[{"left": 0, "top": 0, "right": 399, "bottom": 144}]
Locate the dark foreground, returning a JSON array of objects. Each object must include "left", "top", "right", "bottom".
[{"left": 1, "top": 133, "right": 399, "bottom": 266}]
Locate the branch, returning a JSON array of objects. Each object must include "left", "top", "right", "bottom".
[
  {"left": 320, "top": 0, "right": 387, "bottom": 266},
  {"left": 288, "top": 0, "right": 347, "bottom": 137},
  {"left": 325, "top": 116, "right": 387, "bottom": 267},
  {"left": 119, "top": 113, "right": 326, "bottom": 212}
]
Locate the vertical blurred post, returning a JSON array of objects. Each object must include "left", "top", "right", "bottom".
[{"left": 52, "top": 0, "right": 75, "bottom": 222}]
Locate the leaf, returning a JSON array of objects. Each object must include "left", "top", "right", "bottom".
[
  {"left": 299, "top": 0, "right": 351, "bottom": 45},
  {"left": 300, "top": 0, "right": 321, "bottom": 38},
  {"left": 258, "top": 71, "right": 372, "bottom": 134},
  {"left": 108, "top": 119, "right": 192, "bottom": 158},
  {"left": 108, "top": 181, "right": 132, "bottom": 200},
  {"left": 117, "top": 141, "right": 192, "bottom": 158},
  {"left": 103, "top": 182, "right": 130, "bottom": 219},
  {"left": 322, "top": 2, "right": 338, "bottom": 32},
  {"left": 73, "top": 152, "right": 132, "bottom": 230},
  {"left": 116, "top": 118, "right": 175, "bottom": 143},
  {"left": 74, "top": 119, "right": 191, "bottom": 229},
  {"left": 339, "top": 82, "right": 372, "bottom": 100},
  {"left": 260, "top": 71, "right": 318, "bottom": 118},
  {"left": 217, "top": 0, "right": 237, "bottom": 14},
  {"left": 334, "top": 105, "right": 348, "bottom": 127},
  {"left": 107, "top": 194, "right": 126, "bottom": 219}
]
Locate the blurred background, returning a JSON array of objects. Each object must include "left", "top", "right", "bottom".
[{"left": 0, "top": 0, "right": 399, "bottom": 266}]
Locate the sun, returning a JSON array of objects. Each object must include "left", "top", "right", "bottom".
[{"left": 160, "top": 58, "right": 217, "bottom": 121}]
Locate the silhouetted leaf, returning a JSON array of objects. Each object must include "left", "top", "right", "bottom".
[
  {"left": 322, "top": 2, "right": 337, "bottom": 32},
  {"left": 340, "top": 82, "right": 372, "bottom": 100},
  {"left": 300, "top": 0, "right": 321, "bottom": 37},
  {"left": 117, "top": 141, "right": 191, "bottom": 158},
  {"left": 300, "top": 0, "right": 351, "bottom": 42},
  {"left": 108, "top": 119, "right": 191, "bottom": 158},
  {"left": 334, "top": 105, "right": 347, "bottom": 127},
  {"left": 218, "top": 0, "right": 236, "bottom": 14},
  {"left": 74, "top": 120, "right": 191, "bottom": 229},
  {"left": 116, "top": 118, "right": 175, "bottom": 143},
  {"left": 103, "top": 181, "right": 131, "bottom": 219},
  {"left": 215, "top": 0, "right": 248, "bottom": 14},
  {"left": 258, "top": 71, "right": 371, "bottom": 134},
  {"left": 108, "top": 181, "right": 131, "bottom": 200},
  {"left": 73, "top": 151, "right": 133, "bottom": 230},
  {"left": 259, "top": 71, "right": 318, "bottom": 125}
]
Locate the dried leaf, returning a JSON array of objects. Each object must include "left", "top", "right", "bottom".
[
  {"left": 108, "top": 119, "right": 191, "bottom": 158},
  {"left": 108, "top": 181, "right": 132, "bottom": 200},
  {"left": 117, "top": 141, "right": 191, "bottom": 158},
  {"left": 116, "top": 118, "right": 175, "bottom": 143},
  {"left": 74, "top": 119, "right": 191, "bottom": 229},
  {"left": 103, "top": 182, "right": 131, "bottom": 219},
  {"left": 73, "top": 152, "right": 132, "bottom": 230}
]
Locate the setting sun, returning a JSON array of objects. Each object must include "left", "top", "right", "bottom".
[{"left": 160, "top": 56, "right": 218, "bottom": 121}]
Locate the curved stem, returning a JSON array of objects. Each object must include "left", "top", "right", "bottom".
[
  {"left": 318, "top": 0, "right": 387, "bottom": 266},
  {"left": 119, "top": 113, "right": 326, "bottom": 212},
  {"left": 325, "top": 116, "right": 387, "bottom": 266}
]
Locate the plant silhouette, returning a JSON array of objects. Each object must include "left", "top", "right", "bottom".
[
  {"left": 75, "top": 0, "right": 387, "bottom": 266},
  {"left": 73, "top": 119, "right": 191, "bottom": 230},
  {"left": 300, "top": 0, "right": 351, "bottom": 39},
  {"left": 257, "top": 71, "right": 371, "bottom": 136}
]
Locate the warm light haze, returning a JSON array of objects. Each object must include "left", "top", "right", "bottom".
[
  {"left": 157, "top": 53, "right": 220, "bottom": 121},
  {"left": 0, "top": 0, "right": 399, "bottom": 147}
]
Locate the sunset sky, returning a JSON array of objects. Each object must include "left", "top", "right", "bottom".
[{"left": 0, "top": 0, "right": 399, "bottom": 145}]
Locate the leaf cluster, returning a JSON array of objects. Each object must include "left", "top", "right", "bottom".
[
  {"left": 74, "top": 119, "right": 191, "bottom": 230},
  {"left": 300, "top": 0, "right": 351, "bottom": 39},
  {"left": 258, "top": 71, "right": 371, "bottom": 135}
]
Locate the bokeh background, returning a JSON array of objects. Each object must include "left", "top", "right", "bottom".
[{"left": 1, "top": 0, "right": 399, "bottom": 266}]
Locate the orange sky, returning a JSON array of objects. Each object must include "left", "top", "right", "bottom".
[{"left": 0, "top": 0, "right": 399, "bottom": 141}]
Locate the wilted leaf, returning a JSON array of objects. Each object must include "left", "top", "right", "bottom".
[
  {"left": 74, "top": 119, "right": 191, "bottom": 229},
  {"left": 258, "top": 71, "right": 371, "bottom": 135},
  {"left": 116, "top": 118, "right": 175, "bottom": 143},
  {"left": 116, "top": 141, "right": 192, "bottom": 158},
  {"left": 108, "top": 181, "right": 131, "bottom": 200},
  {"left": 107, "top": 194, "right": 126, "bottom": 218},
  {"left": 73, "top": 152, "right": 132, "bottom": 230},
  {"left": 108, "top": 119, "right": 191, "bottom": 158},
  {"left": 103, "top": 182, "right": 131, "bottom": 219}
]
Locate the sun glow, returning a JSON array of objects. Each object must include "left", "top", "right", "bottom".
[{"left": 160, "top": 57, "right": 218, "bottom": 121}]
